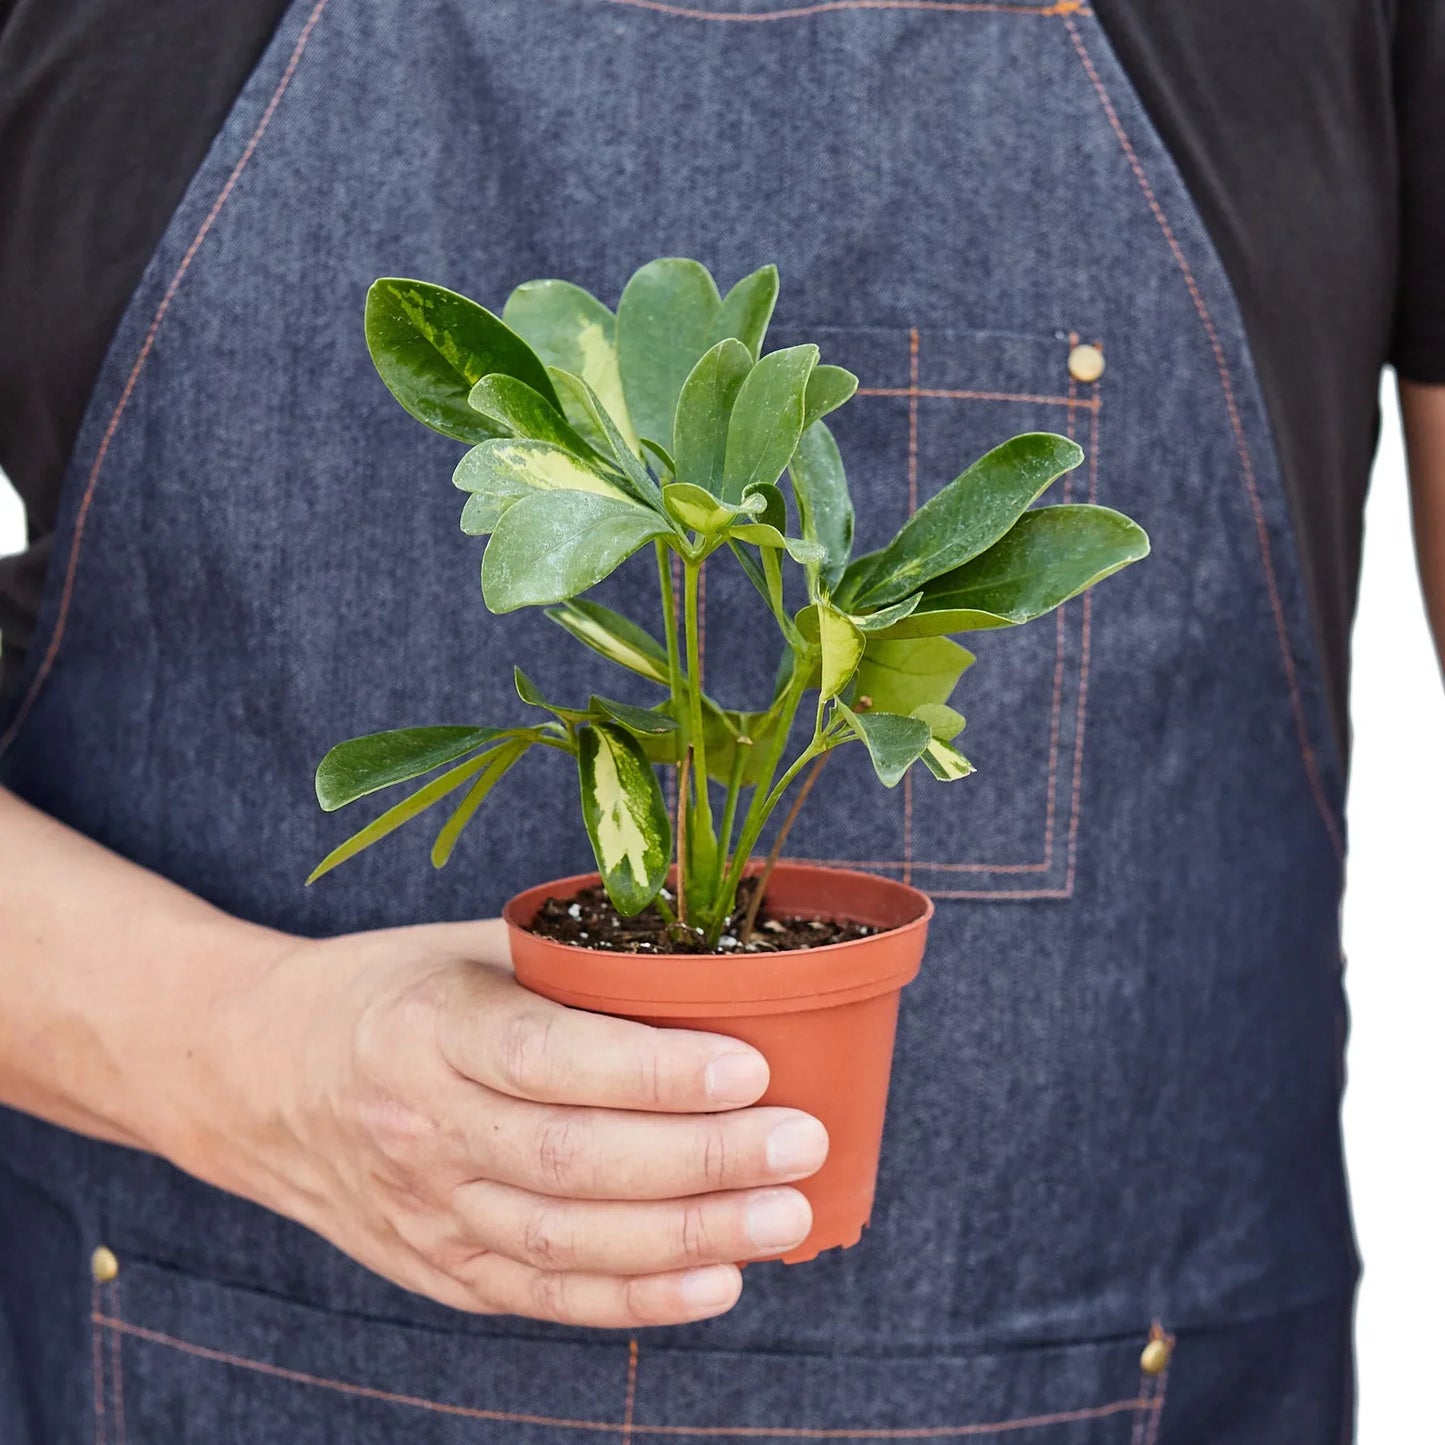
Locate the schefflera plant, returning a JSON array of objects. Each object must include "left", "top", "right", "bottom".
[{"left": 309, "top": 259, "right": 1149, "bottom": 948}]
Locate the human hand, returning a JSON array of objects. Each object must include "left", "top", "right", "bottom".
[{"left": 197, "top": 918, "right": 828, "bottom": 1328}]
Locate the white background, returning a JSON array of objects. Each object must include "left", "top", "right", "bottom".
[{"left": 1, "top": 377, "right": 1441, "bottom": 1437}]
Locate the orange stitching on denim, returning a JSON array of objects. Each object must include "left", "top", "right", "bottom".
[
  {"left": 902, "top": 328, "right": 921, "bottom": 886},
  {"left": 0, "top": 0, "right": 331, "bottom": 760},
  {"left": 906, "top": 330, "right": 921, "bottom": 514},
  {"left": 599, "top": 0, "right": 1090, "bottom": 23},
  {"left": 107, "top": 1279, "right": 127, "bottom": 1445},
  {"left": 1062, "top": 14, "right": 1344, "bottom": 864},
  {"left": 90, "top": 1282, "right": 106, "bottom": 1445},
  {"left": 1042, "top": 342, "right": 1081, "bottom": 875},
  {"left": 1139, "top": 1324, "right": 1173, "bottom": 1445},
  {"left": 633, "top": 1397, "right": 1146, "bottom": 1437},
  {"left": 1059, "top": 374, "right": 1100, "bottom": 895},
  {"left": 806, "top": 339, "right": 1100, "bottom": 895},
  {"left": 93, "top": 1309, "right": 1153, "bottom": 1437},
  {"left": 798, "top": 858, "right": 1047, "bottom": 873},
  {"left": 856, "top": 387, "right": 1096, "bottom": 409},
  {"left": 91, "top": 1314, "right": 620, "bottom": 1432},
  {"left": 623, "top": 1338, "right": 640, "bottom": 1444}
]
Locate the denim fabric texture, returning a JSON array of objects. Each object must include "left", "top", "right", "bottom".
[{"left": 0, "top": 0, "right": 1357, "bottom": 1439}]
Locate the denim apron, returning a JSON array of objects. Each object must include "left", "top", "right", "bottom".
[{"left": 0, "top": 1, "right": 1358, "bottom": 1439}]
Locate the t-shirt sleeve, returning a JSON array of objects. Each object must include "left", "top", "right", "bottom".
[{"left": 1392, "top": 0, "right": 1445, "bottom": 383}]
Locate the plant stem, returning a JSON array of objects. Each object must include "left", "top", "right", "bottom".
[
  {"left": 708, "top": 737, "right": 819, "bottom": 947},
  {"left": 656, "top": 541, "right": 684, "bottom": 724},
  {"left": 724, "top": 657, "right": 810, "bottom": 883},
  {"left": 682, "top": 561, "right": 709, "bottom": 786},
  {"left": 738, "top": 752, "right": 829, "bottom": 944},
  {"left": 675, "top": 747, "right": 690, "bottom": 928},
  {"left": 716, "top": 743, "right": 749, "bottom": 882}
]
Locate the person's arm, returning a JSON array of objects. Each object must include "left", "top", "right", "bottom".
[
  {"left": 0, "top": 785, "right": 825, "bottom": 1325},
  {"left": 1401, "top": 379, "right": 1445, "bottom": 676}
]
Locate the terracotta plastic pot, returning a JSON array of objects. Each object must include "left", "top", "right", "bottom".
[{"left": 504, "top": 862, "right": 932, "bottom": 1264}]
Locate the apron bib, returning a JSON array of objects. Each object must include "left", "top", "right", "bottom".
[{"left": 0, "top": 2, "right": 1357, "bottom": 1439}]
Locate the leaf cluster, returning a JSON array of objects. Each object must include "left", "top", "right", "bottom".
[{"left": 311, "top": 260, "right": 1149, "bottom": 945}]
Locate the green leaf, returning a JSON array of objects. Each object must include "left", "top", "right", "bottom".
[
  {"left": 851, "top": 593, "right": 922, "bottom": 632},
  {"left": 879, "top": 504, "right": 1151, "bottom": 636},
  {"left": 837, "top": 704, "right": 932, "bottom": 788},
  {"left": 720, "top": 344, "right": 819, "bottom": 502},
  {"left": 922, "top": 738, "right": 976, "bottom": 782},
  {"left": 713, "top": 264, "right": 779, "bottom": 359},
  {"left": 911, "top": 702, "right": 967, "bottom": 742},
  {"left": 577, "top": 723, "right": 671, "bottom": 916},
  {"left": 728, "top": 523, "right": 826, "bottom": 566},
  {"left": 307, "top": 748, "right": 498, "bottom": 883},
  {"left": 501, "top": 279, "right": 640, "bottom": 452},
  {"left": 431, "top": 740, "right": 530, "bottom": 867},
  {"left": 315, "top": 726, "right": 504, "bottom": 812},
  {"left": 802, "top": 365, "right": 858, "bottom": 430},
  {"left": 365, "top": 278, "right": 558, "bottom": 444},
  {"left": 545, "top": 599, "right": 670, "bottom": 684},
  {"left": 854, "top": 635, "right": 975, "bottom": 716},
  {"left": 590, "top": 696, "right": 677, "bottom": 735},
  {"left": 741, "top": 480, "right": 786, "bottom": 533},
  {"left": 482, "top": 490, "right": 672, "bottom": 613},
  {"left": 547, "top": 368, "right": 660, "bottom": 507},
  {"left": 453, "top": 439, "right": 631, "bottom": 525},
  {"left": 466, "top": 375, "right": 601, "bottom": 460},
  {"left": 671, "top": 339, "right": 753, "bottom": 495},
  {"left": 662, "top": 481, "right": 763, "bottom": 535},
  {"left": 515, "top": 666, "right": 589, "bottom": 724},
  {"left": 817, "top": 600, "right": 864, "bottom": 700},
  {"left": 617, "top": 258, "right": 723, "bottom": 450},
  {"left": 789, "top": 422, "right": 853, "bottom": 591},
  {"left": 640, "top": 438, "right": 675, "bottom": 478},
  {"left": 460, "top": 489, "right": 507, "bottom": 537},
  {"left": 841, "top": 432, "right": 1084, "bottom": 609}
]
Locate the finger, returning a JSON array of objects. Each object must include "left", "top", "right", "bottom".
[
  {"left": 439, "top": 968, "right": 770, "bottom": 1112},
  {"left": 460, "top": 1253, "right": 744, "bottom": 1328},
  {"left": 478, "top": 1097, "right": 829, "bottom": 1201},
  {"left": 453, "top": 1180, "right": 813, "bottom": 1273}
]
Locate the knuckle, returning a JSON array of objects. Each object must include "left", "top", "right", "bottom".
[
  {"left": 520, "top": 1203, "right": 577, "bottom": 1270},
  {"left": 528, "top": 1268, "right": 573, "bottom": 1323},
  {"left": 534, "top": 1111, "right": 587, "bottom": 1193},
  {"left": 357, "top": 1093, "right": 435, "bottom": 1171},
  {"left": 676, "top": 1201, "right": 713, "bottom": 1266},
  {"left": 698, "top": 1124, "right": 730, "bottom": 1191},
  {"left": 636, "top": 1046, "right": 668, "bottom": 1110},
  {"left": 499, "top": 1008, "right": 558, "bottom": 1097}
]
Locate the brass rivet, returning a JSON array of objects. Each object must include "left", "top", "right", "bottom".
[
  {"left": 1067, "top": 343, "right": 1105, "bottom": 384},
  {"left": 1140, "top": 1337, "right": 1172, "bottom": 1376},
  {"left": 90, "top": 1246, "right": 120, "bottom": 1284}
]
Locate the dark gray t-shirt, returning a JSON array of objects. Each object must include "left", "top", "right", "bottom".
[{"left": 1, "top": 0, "right": 1442, "bottom": 756}]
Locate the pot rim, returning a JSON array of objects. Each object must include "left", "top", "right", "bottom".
[{"left": 503, "top": 861, "right": 932, "bottom": 1016}]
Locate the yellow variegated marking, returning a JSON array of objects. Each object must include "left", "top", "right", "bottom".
[
  {"left": 926, "top": 739, "right": 975, "bottom": 779},
  {"left": 591, "top": 731, "right": 652, "bottom": 885},
  {"left": 576, "top": 320, "right": 641, "bottom": 453},
  {"left": 561, "top": 611, "right": 667, "bottom": 682},
  {"left": 818, "top": 601, "right": 865, "bottom": 700},
  {"left": 492, "top": 441, "right": 626, "bottom": 499}
]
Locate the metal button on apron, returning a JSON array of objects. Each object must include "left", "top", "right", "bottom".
[
  {"left": 1140, "top": 1337, "right": 1172, "bottom": 1376},
  {"left": 1068, "top": 342, "right": 1106, "bottom": 382},
  {"left": 90, "top": 1246, "right": 119, "bottom": 1284}
]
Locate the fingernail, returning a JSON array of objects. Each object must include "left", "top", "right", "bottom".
[
  {"left": 679, "top": 1266, "right": 739, "bottom": 1311},
  {"left": 766, "top": 1117, "right": 829, "bottom": 1177},
  {"left": 705, "top": 1052, "right": 769, "bottom": 1105},
  {"left": 746, "top": 1189, "right": 812, "bottom": 1252}
]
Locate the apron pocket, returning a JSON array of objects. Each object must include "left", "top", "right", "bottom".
[
  {"left": 90, "top": 1255, "right": 1172, "bottom": 1443},
  {"left": 763, "top": 323, "right": 1101, "bottom": 902}
]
